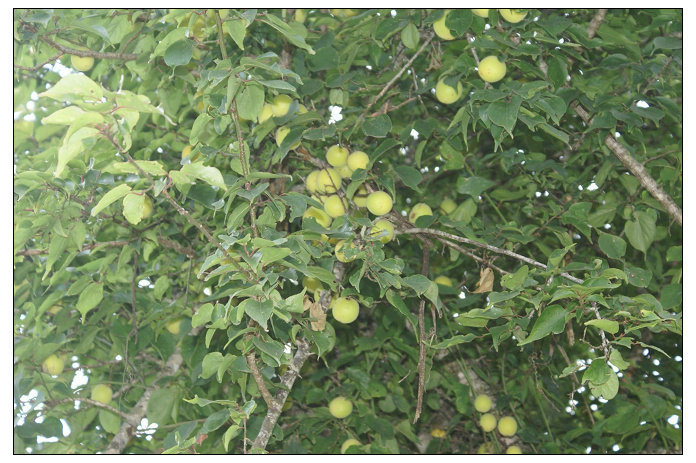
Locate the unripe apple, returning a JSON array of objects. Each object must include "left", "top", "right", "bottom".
[
  {"left": 48, "top": 304, "right": 64, "bottom": 315},
  {"left": 306, "top": 170, "right": 320, "bottom": 194},
  {"left": 258, "top": 103, "right": 274, "bottom": 123},
  {"left": 366, "top": 191, "right": 393, "bottom": 216},
  {"left": 474, "top": 394, "right": 493, "bottom": 413},
  {"left": 434, "top": 275, "right": 453, "bottom": 287},
  {"left": 276, "top": 126, "right": 300, "bottom": 150},
  {"left": 430, "top": 428, "right": 446, "bottom": 438},
  {"left": 324, "top": 195, "right": 349, "bottom": 218},
  {"left": 326, "top": 145, "right": 349, "bottom": 167},
  {"left": 332, "top": 297, "right": 359, "bottom": 323},
  {"left": 142, "top": 196, "right": 154, "bottom": 220},
  {"left": 329, "top": 396, "right": 353, "bottom": 418},
  {"left": 295, "top": 9, "right": 307, "bottom": 23},
  {"left": 408, "top": 203, "right": 432, "bottom": 223},
  {"left": 71, "top": 54, "right": 94, "bottom": 72},
  {"left": 370, "top": 219, "right": 394, "bottom": 243},
  {"left": 343, "top": 9, "right": 358, "bottom": 18},
  {"left": 298, "top": 104, "right": 308, "bottom": 114},
  {"left": 480, "top": 413, "right": 497, "bottom": 432},
  {"left": 352, "top": 185, "right": 368, "bottom": 207},
  {"left": 42, "top": 354, "right": 64, "bottom": 376},
  {"left": 337, "top": 164, "right": 354, "bottom": 179},
  {"left": 498, "top": 416, "right": 517, "bottom": 436},
  {"left": 435, "top": 79, "right": 463, "bottom": 105},
  {"left": 302, "top": 276, "right": 324, "bottom": 293},
  {"left": 335, "top": 240, "right": 357, "bottom": 263},
  {"left": 303, "top": 207, "right": 332, "bottom": 228},
  {"left": 478, "top": 443, "right": 494, "bottom": 454},
  {"left": 439, "top": 197, "right": 457, "bottom": 215},
  {"left": 271, "top": 94, "right": 293, "bottom": 117},
  {"left": 478, "top": 56, "right": 507, "bottom": 83},
  {"left": 499, "top": 9, "right": 528, "bottom": 23},
  {"left": 472, "top": 9, "right": 490, "bottom": 18},
  {"left": 91, "top": 384, "right": 113, "bottom": 404},
  {"left": 341, "top": 438, "right": 361, "bottom": 454},
  {"left": 433, "top": 10, "right": 455, "bottom": 40},
  {"left": 347, "top": 151, "right": 369, "bottom": 171},
  {"left": 166, "top": 318, "right": 182, "bottom": 335},
  {"left": 315, "top": 168, "right": 342, "bottom": 194},
  {"left": 506, "top": 446, "right": 522, "bottom": 454}
]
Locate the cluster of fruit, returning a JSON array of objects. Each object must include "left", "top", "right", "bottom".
[{"left": 474, "top": 394, "right": 522, "bottom": 454}]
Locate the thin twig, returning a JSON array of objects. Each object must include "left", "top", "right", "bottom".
[
  {"left": 51, "top": 397, "right": 132, "bottom": 422},
  {"left": 15, "top": 239, "right": 134, "bottom": 256},
  {"left": 413, "top": 243, "right": 430, "bottom": 424},
  {"left": 245, "top": 347, "right": 275, "bottom": 409}
]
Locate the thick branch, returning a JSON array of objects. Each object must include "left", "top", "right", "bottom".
[
  {"left": 587, "top": 9, "right": 608, "bottom": 39},
  {"left": 53, "top": 397, "right": 132, "bottom": 421},
  {"left": 40, "top": 36, "right": 138, "bottom": 61},
  {"left": 571, "top": 103, "right": 682, "bottom": 227},
  {"left": 245, "top": 349, "right": 275, "bottom": 409}
]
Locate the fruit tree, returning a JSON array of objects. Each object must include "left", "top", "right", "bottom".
[{"left": 13, "top": 8, "right": 682, "bottom": 455}]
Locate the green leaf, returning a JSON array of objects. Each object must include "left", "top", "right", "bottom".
[
  {"left": 666, "top": 245, "right": 682, "bottom": 262},
  {"left": 224, "top": 19, "right": 247, "bottom": 50},
  {"left": 590, "top": 368, "right": 619, "bottom": 400},
  {"left": 445, "top": 9, "right": 472, "bottom": 36},
  {"left": 91, "top": 184, "right": 132, "bottom": 216},
  {"left": 258, "top": 14, "right": 315, "bottom": 54},
  {"left": 200, "top": 409, "right": 231, "bottom": 434},
  {"left": 500, "top": 265, "right": 529, "bottom": 291},
  {"left": 456, "top": 176, "right": 495, "bottom": 198},
  {"left": 164, "top": 39, "right": 193, "bottom": 67},
  {"left": 146, "top": 388, "right": 176, "bottom": 426},
  {"left": 609, "top": 350, "right": 630, "bottom": 370},
  {"left": 584, "top": 319, "right": 619, "bottom": 334},
  {"left": 236, "top": 82, "right": 265, "bottom": 121},
  {"left": 76, "top": 282, "right": 103, "bottom": 320},
  {"left": 624, "top": 210, "right": 656, "bottom": 254},
  {"left": 241, "top": 299, "right": 274, "bottom": 330},
  {"left": 400, "top": 22, "right": 419, "bottom": 49},
  {"left": 192, "top": 303, "right": 214, "bottom": 328},
  {"left": 363, "top": 114, "right": 392, "bottom": 138},
  {"left": 547, "top": 55, "right": 568, "bottom": 90},
  {"left": 582, "top": 359, "right": 611, "bottom": 385},
  {"left": 122, "top": 193, "right": 148, "bottom": 225},
  {"left": 598, "top": 232, "right": 627, "bottom": 259},
  {"left": 624, "top": 263, "right": 652, "bottom": 288},
  {"left": 660, "top": 284, "right": 682, "bottom": 309},
  {"left": 432, "top": 334, "right": 476, "bottom": 350},
  {"left": 181, "top": 163, "right": 227, "bottom": 190},
  {"left": 190, "top": 113, "right": 213, "bottom": 146},
  {"left": 38, "top": 73, "right": 103, "bottom": 103},
  {"left": 394, "top": 166, "right": 422, "bottom": 191},
  {"left": 518, "top": 305, "right": 566, "bottom": 345},
  {"left": 55, "top": 127, "right": 99, "bottom": 178},
  {"left": 538, "top": 123, "right": 570, "bottom": 145},
  {"left": 98, "top": 408, "right": 121, "bottom": 434},
  {"left": 402, "top": 275, "right": 431, "bottom": 295},
  {"left": 488, "top": 95, "right": 522, "bottom": 135}
]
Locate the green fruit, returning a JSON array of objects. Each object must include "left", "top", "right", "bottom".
[
  {"left": 42, "top": 354, "right": 64, "bottom": 376},
  {"left": 303, "top": 207, "right": 332, "bottom": 228},
  {"left": 506, "top": 445, "right": 522, "bottom": 454},
  {"left": 352, "top": 185, "right": 368, "bottom": 208},
  {"left": 258, "top": 103, "right": 274, "bottom": 123},
  {"left": 408, "top": 203, "right": 433, "bottom": 223},
  {"left": 336, "top": 164, "right": 354, "bottom": 179},
  {"left": 302, "top": 276, "right": 324, "bottom": 293},
  {"left": 329, "top": 396, "right": 353, "bottom": 418},
  {"left": 480, "top": 413, "right": 497, "bottom": 432},
  {"left": 478, "top": 56, "right": 507, "bottom": 83},
  {"left": 439, "top": 197, "right": 457, "bottom": 215},
  {"left": 141, "top": 196, "right": 154, "bottom": 220},
  {"left": 366, "top": 191, "right": 393, "bottom": 216},
  {"left": 332, "top": 297, "right": 359, "bottom": 323},
  {"left": 306, "top": 170, "right": 320, "bottom": 194},
  {"left": 91, "top": 384, "right": 113, "bottom": 404},
  {"left": 166, "top": 318, "right": 182, "bottom": 335},
  {"left": 276, "top": 126, "right": 300, "bottom": 149},
  {"left": 498, "top": 416, "right": 517, "bottom": 436},
  {"left": 326, "top": 145, "right": 350, "bottom": 167},
  {"left": 335, "top": 240, "right": 357, "bottom": 263},
  {"left": 341, "top": 439, "right": 361, "bottom": 454},
  {"left": 324, "top": 195, "right": 349, "bottom": 218},
  {"left": 295, "top": 9, "right": 307, "bottom": 23},
  {"left": 435, "top": 79, "right": 463, "bottom": 105},
  {"left": 271, "top": 94, "right": 293, "bottom": 117},
  {"left": 48, "top": 304, "right": 64, "bottom": 315},
  {"left": 434, "top": 275, "right": 453, "bottom": 287},
  {"left": 315, "top": 168, "right": 342, "bottom": 194},
  {"left": 433, "top": 10, "right": 455, "bottom": 40},
  {"left": 347, "top": 151, "right": 369, "bottom": 171},
  {"left": 474, "top": 394, "right": 493, "bottom": 413},
  {"left": 71, "top": 54, "right": 94, "bottom": 72},
  {"left": 472, "top": 9, "right": 490, "bottom": 18},
  {"left": 370, "top": 219, "right": 394, "bottom": 243},
  {"left": 499, "top": 9, "right": 528, "bottom": 23}
]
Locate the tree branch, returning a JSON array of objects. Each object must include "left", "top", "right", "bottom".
[
  {"left": 15, "top": 239, "right": 134, "bottom": 257},
  {"left": 52, "top": 397, "right": 132, "bottom": 422},
  {"left": 587, "top": 9, "right": 608, "bottom": 40},
  {"left": 413, "top": 243, "right": 430, "bottom": 424},
  {"left": 245, "top": 348, "right": 275, "bottom": 409},
  {"left": 39, "top": 35, "right": 138, "bottom": 61}
]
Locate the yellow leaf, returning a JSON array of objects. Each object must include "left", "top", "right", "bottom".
[
  {"left": 309, "top": 301, "right": 326, "bottom": 331},
  {"left": 472, "top": 267, "right": 494, "bottom": 293}
]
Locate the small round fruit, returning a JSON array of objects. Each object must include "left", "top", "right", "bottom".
[
  {"left": 258, "top": 103, "right": 274, "bottom": 123},
  {"left": 352, "top": 185, "right": 368, "bottom": 208},
  {"left": 42, "top": 354, "right": 64, "bottom": 376},
  {"left": 498, "top": 416, "right": 517, "bottom": 437},
  {"left": 335, "top": 240, "right": 356, "bottom": 263},
  {"left": 474, "top": 394, "right": 493, "bottom": 413},
  {"left": 324, "top": 195, "right": 349, "bottom": 218},
  {"left": 48, "top": 304, "right": 63, "bottom": 315},
  {"left": 435, "top": 79, "right": 463, "bottom": 105},
  {"left": 142, "top": 196, "right": 154, "bottom": 220},
  {"left": 166, "top": 318, "right": 182, "bottom": 335},
  {"left": 276, "top": 126, "right": 300, "bottom": 150},
  {"left": 337, "top": 164, "right": 354, "bottom": 179},
  {"left": 303, "top": 207, "right": 332, "bottom": 228},
  {"left": 315, "top": 168, "right": 342, "bottom": 194},
  {"left": 472, "top": 9, "right": 489, "bottom": 18},
  {"left": 302, "top": 276, "right": 324, "bottom": 293},
  {"left": 366, "top": 191, "right": 393, "bottom": 216},
  {"left": 408, "top": 203, "right": 433, "bottom": 223},
  {"left": 434, "top": 275, "right": 453, "bottom": 287},
  {"left": 439, "top": 197, "right": 457, "bottom": 215},
  {"left": 326, "top": 145, "right": 349, "bottom": 167},
  {"left": 271, "top": 94, "right": 293, "bottom": 117},
  {"left": 478, "top": 443, "right": 494, "bottom": 454},
  {"left": 480, "top": 413, "right": 497, "bottom": 432},
  {"left": 499, "top": 9, "right": 528, "bottom": 23},
  {"left": 341, "top": 438, "right": 361, "bottom": 454},
  {"left": 430, "top": 428, "right": 446, "bottom": 438},
  {"left": 433, "top": 10, "right": 455, "bottom": 40},
  {"left": 370, "top": 219, "right": 394, "bottom": 243},
  {"left": 295, "top": 9, "right": 307, "bottom": 23},
  {"left": 478, "top": 56, "right": 507, "bottom": 83},
  {"left": 332, "top": 297, "right": 359, "bottom": 323},
  {"left": 71, "top": 54, "right": 94, "bottom": 72},
  {"left": 181, "top": 145, "right": 193, "bottom": 159},
  {"left": 329, "top": 396, "right": 353, "bottom": 418},
  {"left": 306, "top": 170, "right": 320, "bottom": 194},
  {"left": 91, "top": 384, "right": 113, "bottom": 404},
  {"left": 347, "top": 151, "right": 369, "bottom": 171},
  {"left": 506, "top": 446, "right": 522, "bottom": 454}
]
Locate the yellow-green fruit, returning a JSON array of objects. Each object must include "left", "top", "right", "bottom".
[
  {"left": 326, "top": 145, "right": 350, "bottom": 167},
  {"left": 271, "top": 94, "right": 293, "bottom": 117},
  {"left": 142, "top": 196, "right": 154, "bottom": 220},
  {"left": 306, "top": 170, "right": 320, "bottom": 194},
  {"left": 472, "top": 9, "right": 489, "bottom": 18},
  {"left": 498, "top": 416, "right": 517, "bottom": 436},
  {"left": 71, "top": 54, "right": 94, "bottom": 72},
  {"left": 408, "top": 203, "right": 433, "bottom": 223},
  {"left": 298, "top": 104, "right": 308, "bottom": 114},
  {"left": 434, "top": 275, "right": 453, "bottom": 287},
  {"left": 435, "top": 79, "right": 463, "bottom": 105},
  {"left": 439, "top": 197, "right": 457, "bottom": 215},
  {"left": 332, "top": 297, "right": 359, "bottom": 323},
  {"left": 341, "top": 438, "right": 361, "bottom": 454},
  {"left": 352, "top": 185, "right": 368, "bottom": 208},
  {"left": 478, "top": 443, "right": 494, "bottom": 454},
  {"left": 499, "top": 9, "right": 528, "bottom": 23},
  {"left": 370, "top": 219, "right": 394, "bottom": 243},
  {"left": 191, "top": 15, "right": 207, "bottom": 41},
  {"left": 324, "top": 195, "right": 349, "bottom": 218},
  {"left": 337, "top": 164, "right": 354, "bottom": 179},
  {"left": 258, "top": 103, "right": 274, "bottom": 123},
  {"left": 335, "top": 240, "right": 356, "bottom": 263},
  {"left": 276, "top": 126, "right": 300, "bottom": 149},
  {"left": 48, "top": 304, "right": 63, "bottom": 315},
  {"left": 347, "top": 151, "right": 369, "bottom": 171},
  {"left": 315, "top": 168, "right": 342, "bottom": 194},
  {"left": 478, "top": 56, "right": 507, "bottom": 83},
  {"left": 166, "top": 318, "right": 182, "bottom": 335},
  {"left": 295, "top": 9, "right": 307, "bottom": 23},
  {"left": 366, "top": 191, "right": 393, "bottom": 216},
  {"left": 282, "top": 396, "right": 293, "bottom": 412},
  {"left": 91, "top": 384, "right": 113, "bottom": 404},
  {"left": 42, "top": 354, "right": 64, "bottom": 376},
  {"left": 343, "top": 9, "right": 358, "bottom": 18},
  {"left": 480, "top": 413, "right": 497, "bottom": 432},
  {"left": 433, "top": 10, "right": 455, "bottom": 40},
  {"left": 181, "top": 145, "right": 192, "bottom": 159},
  {"left": 506, "top": 446, "right": 522, "bottom": 454},
  {"left": 329, "top": 396, "right": 353, "bottom": 418},
  {"left": 474, "top": 394, "right": 493, "bottom": 413},
  {"left": 430, "top": 428, "right": 446, "bottom": 438},
  {"left": 303, "top": 207, "right": 332, "bottom": 228},
  {"left": 302, "top": 276, "right": 324, "bottom": 293}
]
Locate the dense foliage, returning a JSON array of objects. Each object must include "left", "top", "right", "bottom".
[{"left": 13, "top": 8, "right": 682, "bottom": 455}]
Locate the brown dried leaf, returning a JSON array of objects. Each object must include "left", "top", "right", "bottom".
[
  {"left": 472, "top": 267, "right": 494, "bottom": 293},
  {"left": 302, "top": 294, "right": 312, "bottom": 312},
  {"left": 309, "top": 301, "right": 326, "bottom": 331}
]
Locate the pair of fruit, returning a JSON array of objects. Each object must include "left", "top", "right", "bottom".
[
  {"left": 434, "top": 9, "right": 528, "bottom": 41},
  {"left": 434, "top": 55, "right": 507, "bottom": 104}
]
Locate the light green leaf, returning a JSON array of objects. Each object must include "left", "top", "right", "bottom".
[
  {"left": 624, "top": 211, "right": 656, "bottom": 254},
  {"left": 76, "top": 282, "right": 103, "bottom": 320},
  {"left": 518, "top": 305, "right": 566, "bottom": 345},
  {"left": 91, "top": 184, "right": 132, "bottom": 216},
  {"left": 224, "top": 19, "right": 246, "bottom": 50},
  {"left": 181, "top": 163, "right": 227, "bottom": 190},
  {"left": 584, "top": 319, "right": 619, "bottom": 334},
  {"left": 38, "top": 73, "right": 103, "bottom": 102}
]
